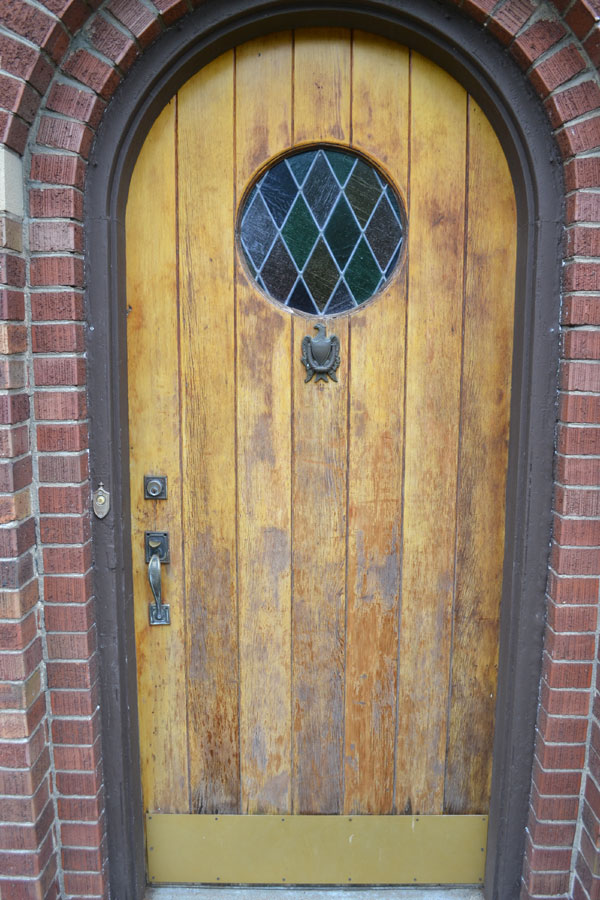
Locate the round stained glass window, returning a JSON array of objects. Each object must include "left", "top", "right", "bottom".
[{"left": 238, "top": 147, "right": 405, "bottom": 316}]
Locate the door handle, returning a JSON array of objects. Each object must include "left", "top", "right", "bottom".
[{"left": 146, "top": 532, "right": 170, "bottom": 626}]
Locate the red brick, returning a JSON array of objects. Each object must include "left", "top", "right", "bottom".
[
  {"left": 558, "top": 116, "right": 600, "bottom": 158},
  {"left": 64, "top": 871, "right": 106, "bottom": 895},
  {"left": 52, "top": 710, "right": 100, "bottom": 747},
  {"left": 528, "top": 817, "right": 577, "bottom": 847},
  {"left": 551, "top": 543, "right": 600, "bottom": 575},
  {"left": 533, "top": 759, "right": 582, "bottom": 796},
  {"left": 0, "top": 550, "right": 34, "bottom": 591},
  {"left": 89, "top": 15, "right": 139, "bottom": 71},
  {"left": 0, "top": 290, "right": 25, "bottom": 321},
  {"left": 561, "top": 358, "right": 600, "bottom": 392},
  {"left": 461, "top": 0, "right": 496, "bottom": 23},
  {"left": 38, "top": 453, "right": 88, "bottom": 483},
  {"left": 0, "top": 610, "right": 37, "bottom": 652},
  {"left": 548, "top": 601, "right": 598, "bottom": 632},
  {"left": 37, "top": 116, "right": 94, "bottom": 158},
  {"left": 0, "top": 393, "right": 29, "bottom": 425},
  {"left": 46, "top": 82, "right": 105, "bottom": 130},
  {"left": 31, "top": 291, "right": 84, "bottom": 321},
  {"left": 541, "top": 679, "right": 591, "bottom": 715},
  {"left": 488, "top": 0, "right": 536, "bottom": 45},
  {"left": 0, "top": 853, "right": 58, "bottom": 900},
  {"left": 0, "top": 456, "right": 32, "bottom": 492},
  {"left": 41, "top": 515, "right": 90, "bottom": 546},
  {"left": 0, "top": 829, "right": 53, "bottom": 878},
  {"left": 523, "top": 862, "right": 570, "bottom": 896},
  {"left": 554, "top": 514, "right": 600, "bottom": 544},
  {"left": 547, "top": 81, "right": 600, "bottom": 130},
  {"left": 56, "top": 765, "right": 102, "bottom": 797},
  {"left": 37, "top": 423, "right": 88, "bottom": 452},
  {"left": 0, "top": 579, "right": 39, "bottom": 621},
  {"left": 557, "top": 456, "right": 600, "bottom": 485},
  {"left": 0, "top": 74, "right": 39, "bottom": 124},
  {"left": 35, "top": 390, "right": 87, "bottom": 421},
  {"left": 565, "top": 264, "right": 600, "bottom": 294},
  {"left": 29, "top": 188, "right": 83, "bottom": 219},
  {"left": 0, "top": 801, "right": 54, "bottom": 851},
  {"left": 567, "top": 192, "right": 600, "bottom": 224},
  {"left": 584, "top": 23, "right": 600, "bottom": 68},
  {"left": 30, "top": 222, "right": 83, "bottom": 253},
  {"left": 32, "top": 323, "right": 84, "bottom": 352},
  {"left": 0, "top": 323, "right": 26, "bottom": 353},
  {"left": 51, "top": 685, "right": 99, "bottom": 717},
  {"left": 30, "top": 154, "right": 85, "bottom": 190},
  {"left": 531, "top": 784, "right": 580, "bottom": 819},
  {"left": 511, "top": 19, "right": 567, "bottom": 69},
  {"left": 0, "top": 360, "right": 26, "bottom": 391},
  {"left": 38, "top": 484, "right": 88, "bottom": 514},
  {"left": 0, "top": 718, "right": 45, "bottom": 767},
  {"left": 555, "top": 487, "right": 600, "bottom": 516},
  {"left": 0, "top": 518, "right": 35, "bottom": 557},
  {"left": 61, "top": 818, "right": 105, "bottom": 851},
  {"left": 535, "top": 737, "right": 587, "bottom": 772},
  {"left": 30, "top": 256, "right": 83, "bottom": 288},
  {"left": 0, "top": 35, "right": 53, "bottom": 94},
  {"left": 63, "top": 49, "right": 121, "bottom": 100},
  {"left": 0, "top": 111, "right": 29, "bottom": 155},
  {"left": 54, "top": 738, "right": 101, "bottom": 772},
  {"left": 0, "top": 635, "right": 41, "bottom": 681},
  {"left": 0, "top": 423, "right": 29, "bottom": 457},
  {"left": 542, "top": 654, "right": 592, "bottom": 688},
  {"left": 565, "top": 158, "right": 600, "bottom": 193},
  {"left": 42, "top": 543, "right": 92, "bottom": 574},
  {"left": 46, "top": 657, "right": 97, "bottom": 690},
  {"left": 527, "top": 842, "right": 574, "bottom": 871},
  {"left": 0, "top": 254, "right": 25, "bottom": 289},
  {"left": 0, "top": 1, "right": 61, "bottom": 57},
  {"left": 34, "top": 357, "right": 86, "bottom": 386},
  {"left": 153, "top": 0, "right": 188, "bottom": 25},
  {"left": 108, "top": 0, "right": 162, "bottom": 47},
  {"left": 566, "top": 0, "right": 600, "bottom": 38},
  {"left": 47, "top": 628, "right": 96, "bottom": 660},
  {"left": 44, "top": 573, "right": 92, "bottom": 604},
  {"left": 0, "top": 695, "right": 45, "bottom": 741}
]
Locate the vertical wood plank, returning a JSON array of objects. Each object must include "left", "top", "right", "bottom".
[
  {"left": 444, "top": 99, "right": 516, "bottom": 814},
  {"left": 127, "top": 100, "right": 189, "bottom": 813},
  {"left": 235, "top": 34, "right": 293, "bottom": 814},
  {"left": 178, "top": 55, "right": 240, "bottom": 814},
  {"left": 291, "top": 30, "right": 351, "bottom": 814},
  {"left": 343, "top": 34, "right": 408, "bottom": 814},
  {"left": 395, "top": 52, "right": 467, "bottom": 815},
  {"left": 294, "top": 28, "right": 351, "bottom": 144}
]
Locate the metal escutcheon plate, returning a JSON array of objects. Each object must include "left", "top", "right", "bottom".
[{"left": 149, "top": 602, "right": 170, "bottom": 626}]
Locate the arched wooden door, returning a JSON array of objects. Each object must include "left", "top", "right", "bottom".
[{"left": 126, "top": 29, "right": 516, "bottom": 887}]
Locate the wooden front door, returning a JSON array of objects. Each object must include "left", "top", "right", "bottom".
[{"left": 126, "top": 29, "right": 516, "bottom": 887}]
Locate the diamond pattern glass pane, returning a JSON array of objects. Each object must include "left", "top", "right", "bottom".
[{"left": 238, "top": 147, "right": 404, "bottom": 315}]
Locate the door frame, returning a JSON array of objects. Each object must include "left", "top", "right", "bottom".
[{"left": 85, "top": 2, "right": 563, "bottom": 898}]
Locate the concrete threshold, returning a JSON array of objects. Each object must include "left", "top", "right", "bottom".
[{"left": 145, "top": 888, "right": 483, "bottom": 900}]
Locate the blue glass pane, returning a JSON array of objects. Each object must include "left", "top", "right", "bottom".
[{"left": 239, "top": 147, "right": 404, "bottom": 315}]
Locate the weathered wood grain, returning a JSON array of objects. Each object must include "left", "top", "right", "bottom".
[
  {"left": 127, "top": 99, "right": 189, "bottom": 814},
  {"left": 395, "top": 52, "right": 467, "bottom": 815},
  {"left": 293, "top": 28, "right": 350, "bottom": 145},
  {"left": 444, "top": 98, "right": 516, "bottom": 814},
  {"left": 343, "top": 33, "right": 408, "bottom": 814},
  {"left": 178, "top": 54, "right": 240, "bottom": 814},
  {"left": 235, "top": 34, "right": 293, "bottom": 814}
]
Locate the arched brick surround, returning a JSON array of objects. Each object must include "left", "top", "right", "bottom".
[{"left": 0, "top": 1, "right": 599, "bottom": 898}]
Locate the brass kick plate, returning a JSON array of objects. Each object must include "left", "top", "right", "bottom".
[{"left": 146, "top": 813, "right": 487, "bottom": 885}]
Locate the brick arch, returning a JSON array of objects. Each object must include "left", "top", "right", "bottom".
[{"left": 1, "top": 1, "right": 600, "bottom": 899}]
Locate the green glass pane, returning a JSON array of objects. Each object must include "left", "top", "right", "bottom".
[
  {"left": 345, "top": 238, "right": 382, "bottom": 304},
  {"left": 324, "top": 149, "right": 356, "bottom": 186},
  {"left": 324, "top": 196, "right": 360, "bottom": 269},
  {"left": 303, "top": 239, "right": 340, "bottom": 311},
  {"left": 282, "top": 196, "right": 319, "bottom": 268},
  {"left": 344, "top": 160, "right": 383, "bottom": 227},
  {"left": 287, "top": 152, "right": 316, "bottom": 186}
]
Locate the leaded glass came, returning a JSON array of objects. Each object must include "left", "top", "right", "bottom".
[{"left": 239, "top": 147, "right": 405, "bottom": 315}]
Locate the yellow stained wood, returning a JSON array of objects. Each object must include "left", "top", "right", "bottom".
[
  {"left": 445, "top": 99, "right": 516, "bottom": 814},
  {"left": 292, "top": 316, "right": 349, "bottom": 815},
  {"left": 178, "top": 55, "right": 239, "bottom": 814},
  {"left": 343, "top": 33, "right": 408, "bottom": 814},
  {"left": 127, "top": 99, "right": 189, "bottom": 812},
  {"left": 235, "top": 35, "right": 293, "bottom": 814},
  {"left": 396, "top": 52, "right": 467, "bottom": 815},
  {"left": 293, "top": 29, "right": 351, "bottom": 144}
]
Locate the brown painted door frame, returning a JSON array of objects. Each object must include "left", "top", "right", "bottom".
[{"left": 84, "top": 3, "right": 563, "bottom": 898}]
